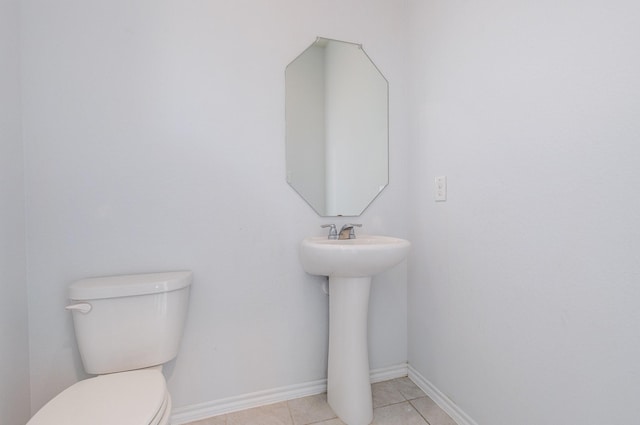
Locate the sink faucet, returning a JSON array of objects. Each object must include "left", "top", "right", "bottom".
[{"left": 339, "top": 223, "right": 362, "bottom": 240}]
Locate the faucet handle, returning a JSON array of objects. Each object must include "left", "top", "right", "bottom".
[{"left": 321, "top": 224, "right": 338, "bottom": 239}]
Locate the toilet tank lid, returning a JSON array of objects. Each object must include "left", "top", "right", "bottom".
[{"left": 69, "top": 271, "right": 192, "bottom": 300}]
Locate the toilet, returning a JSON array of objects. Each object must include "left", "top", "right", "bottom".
[{"left": 27, "top": 270, "right": 192, "bottom": 425}]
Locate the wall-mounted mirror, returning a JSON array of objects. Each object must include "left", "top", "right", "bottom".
[{"left": 285, "top": 37, "right": 388, "bottom": 216}]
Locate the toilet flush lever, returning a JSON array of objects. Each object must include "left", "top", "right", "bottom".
[{"left": 65, "top": 303, "right": 92, "bottom": 314}]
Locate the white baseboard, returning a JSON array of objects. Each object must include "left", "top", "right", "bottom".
[
  {"left": 407, "top": 365, "right": 479, "bottom": 425},
  {"left": 171, "top": 363, "right": 408, "bottom": 424},
  {"left": 369, "top": 362, "right": 408, "bottom": 383}
]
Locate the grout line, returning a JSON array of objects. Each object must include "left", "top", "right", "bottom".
[
  {"left": 408, "top": 398, "right": 432, "bottom": 425},
  {"left": 285, "top": 399, "right": 295, "bottom": 425}
]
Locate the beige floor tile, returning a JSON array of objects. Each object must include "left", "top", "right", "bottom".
[
  {"left": 226, "top": 402, "right": 293, "bottom": 425},
  {"left": 371, "top": 380, "right": 406, "bottom": 408},
  {"left": 410, "top": 396, "right": 458, "bottom": 425},
  {"left": 393, "top": 377, "right": 426, "bottom": 400},
  {"left": 185, "top": 415, "right": 227, "bottom": 425},
  {"left": 287, "top": 393, "right": 337, "bottom": 425},
  {"left": 372, "top": 401, "right": 429, "bottom": 425}
]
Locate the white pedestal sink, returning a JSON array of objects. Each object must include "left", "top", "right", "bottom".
[{"left": 300, "top": 235, "right": 410, "bottom": 425}]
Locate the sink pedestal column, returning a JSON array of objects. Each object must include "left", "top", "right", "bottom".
[{"left": 327, "top": 276, "right": 373, "bottom": 425}]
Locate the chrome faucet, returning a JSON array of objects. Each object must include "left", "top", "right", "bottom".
[
  {"left": 339, "top": 223, "right": 362, "bottom": 240},
  {"left": 321, "top": 224, "right": 338, "bottom": 239}
]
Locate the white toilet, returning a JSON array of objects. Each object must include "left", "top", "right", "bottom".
[{"left": 27, "top": 270, "right": 192, "bottom": 425}]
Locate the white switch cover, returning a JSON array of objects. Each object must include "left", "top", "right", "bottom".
[{"left": 435, "top": 176, "right": 447, "bottom": 201}]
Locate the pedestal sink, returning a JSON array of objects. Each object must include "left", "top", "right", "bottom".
[{"left": 300, "top": 235, "right": 410, "bottom": 425}]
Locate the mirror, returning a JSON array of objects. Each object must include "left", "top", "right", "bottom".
[{"left": 285, "top": 37, "right": 388, "bottom": 216}]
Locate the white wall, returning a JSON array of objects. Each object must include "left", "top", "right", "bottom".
[
  {"left": 11, "top": 1, "right": 640, "bottom": 423},
  {"left": 407, "top": 0, "right": 640, "bottom": 424},
  {"left": 0, "top": 0, "right": 31, "bottom": 423},
  {"left": 21, "top": 0, "right": 410, "bottom": 414}
]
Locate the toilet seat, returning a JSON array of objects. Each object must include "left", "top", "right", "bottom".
[{"left": 27, "top": 369, "right": 170, "bottom": 425}]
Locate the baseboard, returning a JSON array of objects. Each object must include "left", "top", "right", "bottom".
[
  {"left": 170, "top": 363, "right": 408, "bottom": 424},
  {"left": 407, "top": 365, "right": 479, "bottom": 425},
  {"left": 369, "top": 362, "right": 408, "bottom": 383}
]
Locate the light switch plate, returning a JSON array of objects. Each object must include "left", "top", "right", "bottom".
[{"left": 435, "top": 176, "right": 447, "bottom": 201}]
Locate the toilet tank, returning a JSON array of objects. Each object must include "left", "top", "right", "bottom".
[{"left": 67, "top": 271, "right": 192, "bottom": 375}]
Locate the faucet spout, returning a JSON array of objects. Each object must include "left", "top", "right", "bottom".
[{"left": 339, "top": 224, "right": 362, "bottom": 240}]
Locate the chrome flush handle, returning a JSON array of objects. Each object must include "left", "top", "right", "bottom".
[{"left": 65, "top": 303, "right": 92, "bottom": 314}]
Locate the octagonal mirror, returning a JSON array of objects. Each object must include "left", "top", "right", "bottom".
[{"left": 285, "top": 37, "right": 388, "bottom": 216}]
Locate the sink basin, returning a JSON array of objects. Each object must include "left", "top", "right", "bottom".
[{"left": 300, "top": 235, "right": 411, "bottom": 278}]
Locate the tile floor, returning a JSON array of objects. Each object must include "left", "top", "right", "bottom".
[{"left": 185, "top": 377, "right": 458, "bottom": 425}]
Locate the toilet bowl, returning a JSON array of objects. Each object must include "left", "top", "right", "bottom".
[
  {"left": 28, "top": 370, "right": 170, "bottom": 425},
  {"left": 26, "top": 271, "right": 192, "bottom": 425}
]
